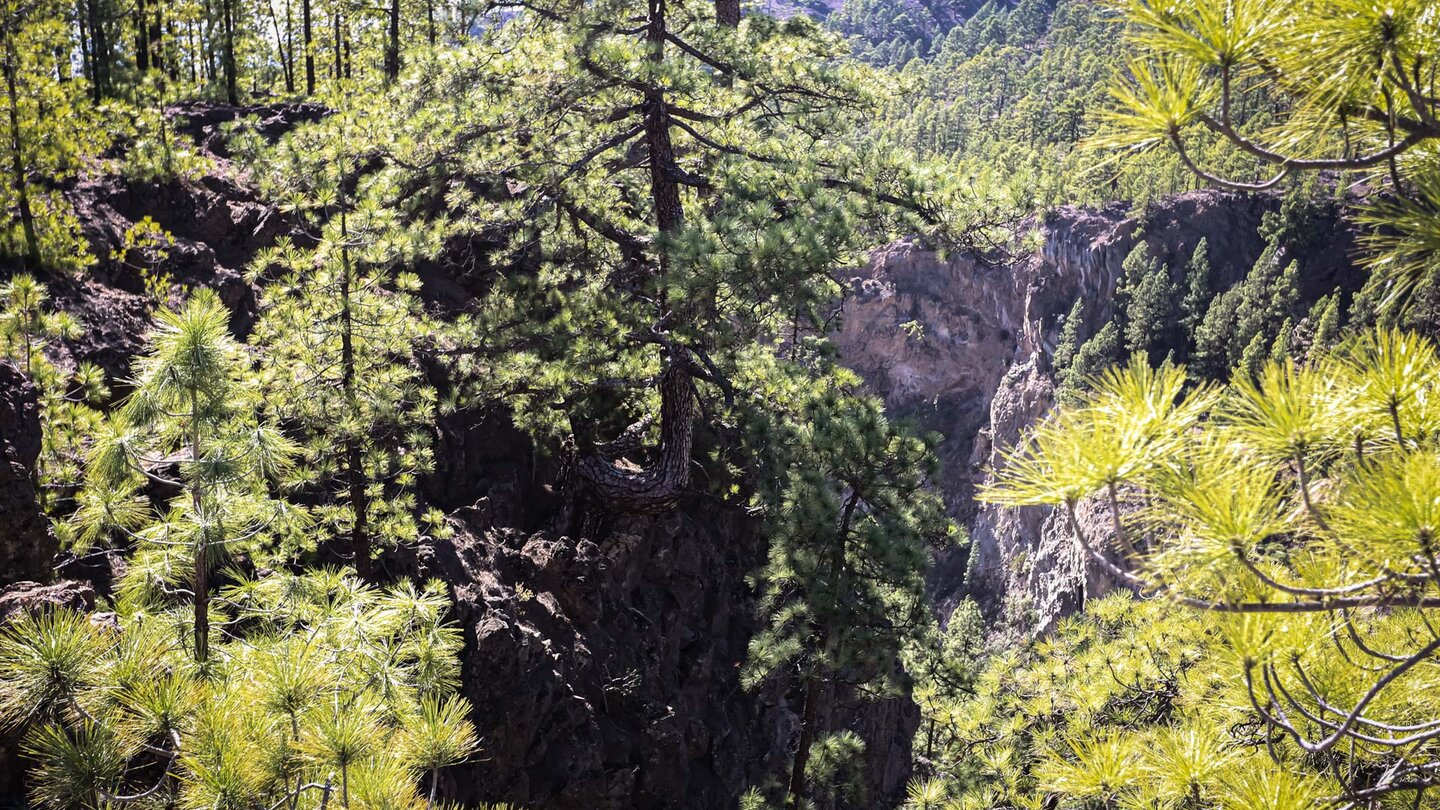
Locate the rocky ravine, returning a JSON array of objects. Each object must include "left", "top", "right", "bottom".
[
  {"left": 834, "top": 190, "right": 1363, "bottom": 634},
  {"left": 0, "top": 105, "right": 1363, "bottom": 808},
  {"left": 0, "top": 104, "right": 916, "bottom": 810}
]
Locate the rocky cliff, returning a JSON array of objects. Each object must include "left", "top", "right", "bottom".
[{"left": 834, "top": 190, "right": 1361, "bottom": 634}]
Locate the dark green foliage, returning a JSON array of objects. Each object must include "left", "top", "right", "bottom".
[
  {"left": 743, "top": 380, "right": 952, "bottom": 804},
  {"left": 1057, "top": 320, "right": 1120, "bottom": 402},
  {"left": 1268, "top": 318, "right": 1293, "bottom": 364},
  {"left": 1180, "top": 237, "right": 1210, "bottom": 336},
  {"left": 1120, "top": 245, "right": 1175, "bottom": 359},
  {"left": 1052, "top": 298, "right": 1083, "bottom": 374},
  {"left": 1306, "top": 294, "right": 1341, "bottom": 361}
]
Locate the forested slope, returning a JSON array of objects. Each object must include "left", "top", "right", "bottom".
[{"left": 3, "top": 0, "right": 1440, "bottom": 809}]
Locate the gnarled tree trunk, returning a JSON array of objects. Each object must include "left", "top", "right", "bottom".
[{"left": 574, "top": 360, "right": 696, "bottom": 514}]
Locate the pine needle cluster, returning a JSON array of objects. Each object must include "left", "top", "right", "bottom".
[{"left": 0, "top": 568, "right": 477, "bottom": 810}]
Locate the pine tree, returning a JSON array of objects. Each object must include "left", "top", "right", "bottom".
[
  {"left": 1052, "top": 298, "right": 1084, "bottom": 374},
  {"left": 1, "top": 0, "right": 106, "bottom": 271},
  {"left": 1267, "top": 317, "right": 1293, "bottom": 364},
  {"left": 1306, "top": 294, "right": 1341, "bottom": 362},
  {"left": 1123, "top": 257, "right": 1176, "bottom": 360},
  {"left": 0, "top": 569, "right": 477, "bottom": 810},
  {"left": 1058, "top": 321, "right": 1120, "bottom": 402},
  {"left": 743, "top": 388, "right": 949, "bottom": 806},
  {"left": 1180, "top": 237, "right": 1210, "bottom": 336},
  {"left": 984, "top": 334, "right": 1440, "bottom": 805},
  {"left": 249, "top": 119, "right": 439, "bottom": 577},
  {"left": 225, "top": 3, "right": 1000, "bottom": 794},
  {"left": 0, "top": 275, "right": 106, "bottom": 515},
  {"left": 988, "top": 0, "right": 1440, "bottom": 803},
  {"left": 1234, "top": 329, "right": 1267, "bottom": 381},
  {"left": 75, "top": 290, "right": 302, "bottom": 663},
  {"left": 1192, "top": 287, "right": 1239, "bottom": 379}
]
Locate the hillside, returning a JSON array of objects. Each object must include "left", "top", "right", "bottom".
[{"left": 4, "top": 1, "right": 1440, "bottom": 809}]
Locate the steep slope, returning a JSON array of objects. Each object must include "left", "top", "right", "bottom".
[
  {"left": 1, "top": 105, "right": 920, "bottom": 810},
  {"left": 835, "top": 190, "right": 1361, "bottom": 633}
]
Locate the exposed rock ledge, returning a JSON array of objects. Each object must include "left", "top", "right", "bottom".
[{"left": 834, "top": 190, "right": 1360, "bottom": 634}]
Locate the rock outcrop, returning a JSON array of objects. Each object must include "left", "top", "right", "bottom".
[
  {"left": 414, "top": 497, "right": 918, "bottom": 810},
  {"left": 0, "top": 579, "right": 97, "bottom": 622},
  {"left": 0, "top": 361, "right": 55, "bottom": 586},
  {"left": 836, "top": 190, "right": 1362, "bottom": 633}
]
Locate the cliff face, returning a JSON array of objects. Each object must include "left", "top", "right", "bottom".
[{"left": 835, "top": 190, "right": 1359, "bottom": 633}]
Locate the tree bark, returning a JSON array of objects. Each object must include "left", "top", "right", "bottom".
[
  {"left": 265, "top": 0, "right": 294, "bottom": 92},
  {"left": 189, "top": 391, "right": 210, "bottom": 664},
  {"left": 337, "top": 204, "right": 370, "bottom": 577},
  {"left": 75, "top": 0, "right": 92, "bottom": 85},
  {"left": 151, "top": 0, "right": 166, "bottom": 74},
  {"left": 788, "top": 490, "right": 857, "bottom": 806},
  {"left": 135, "top": 0, "right": 150, "bottom": 72},
  {"left": 643, "top": 0, "right": 682, "bottom": 255},
  {"left": 570, "top": 0, "right": 700, "bottom": 516},
  {"left": 87, "top": 0, "right": 110, "bottom": 98},
  {"left": 3, "top": 40, "right": 40, "bottom": 270},
  {"left": 302, "top": 0, "right": 313, "bottom": 93},
  {"left": 715, "top": 0, "right": 739, "bottom": 27},
  {"left": 574, "top": 360, "right": 696, "bottom": 513},
  {"left": 332, "top": 5, "right": 341, "bottom": 80},
  {"left": 383, "top": 0, "right": 399, "bottom": 82},
  {"left": 787, "top": 665, "right": 823, "bottom": 806},
  {"left": 222, "top": 0, "right": 237, "bottom": 103}
]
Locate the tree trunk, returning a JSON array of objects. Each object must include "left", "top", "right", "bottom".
[
  {"left": 136, "top": 0, "right": 150, "bottom": 72},
  {"left": 425, "top": 0, "right": 434, "bottom": 46},
  {"left": 575, "top": 360, "right": 696, "bottom": 513},
  {"left": 187, "top": 19, "right": 198, "bottom": 83},
  {"left": 787, "top": 668, "right": 823, "bottom": 807},
  {"left": 222, "top": 0, "right": 237, "bottom": 104},
  {"left": 75, "top": 0, "right": 92, "bottom": 85},
  {"left": 383, "top": 0, "right": 399, "bottom": 82},
  {"left": 3, "top": 42, "right": 41, "bottom": 270},
  {"left": 189, "top": 392, "right": 210, "bottom": 664},
  {"left": 88, "top": 0, "right": 110, "bottom": 98},
  {"left": 332, "top": 5, "right": 341, "bottom": 79},
  {"left": 151, "top": 0, "right": 166, "bottom": 74},
  {"left": 337, "top": 204, "right": 370, "bottom": 577},
  {"left": 203, "top": 0, "right": 217, "bottom": 82},
  {"left": 570, "top": 0, "right": 698, "bottom": 517},
  {"left": 787, "top": 490, "right": 857, "bottom": 806},
  {"left": 643, "top": 0, "right": 682, "bottom": 251},
  {"left": 266, "top": 0, "right": 294, "bottom": 92},
  {"left": 283, "top": 0, "right": 294, "bottom": 92},
  {"left": 302, "top": 0, "right": 313, "bottom": 93},
  {"left": 715, "top": 0, "right": 739, "bottom": 27}
]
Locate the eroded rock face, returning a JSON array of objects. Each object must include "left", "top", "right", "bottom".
[
  {"left": 0, "top": 361, "right": 55, "bottom": 586},
  {"left": 0, "top": 579, "right": 96, "bottom": 622},
  {"left": 417, "top": 501, "right": 919, "bottom": 810},
  {"left": 836, "top": 190, "right": 1360, "bottom": 634}
]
